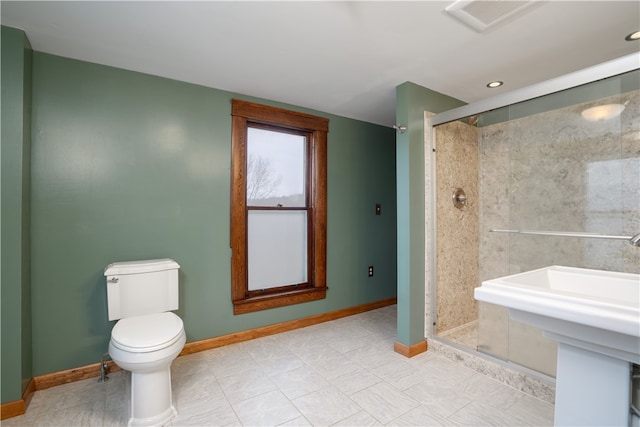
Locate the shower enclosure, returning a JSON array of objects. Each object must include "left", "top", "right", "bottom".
[{"left": 427, "top": 61, "right": 639, "bottom": 377}]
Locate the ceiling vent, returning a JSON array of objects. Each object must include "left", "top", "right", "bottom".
[{"left": 445, "top": 0, "right": 537, "bottom": 32}]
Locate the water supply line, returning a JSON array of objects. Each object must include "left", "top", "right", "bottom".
[{"left": 98, "top": 353, "right": 110, "bottom": 383}]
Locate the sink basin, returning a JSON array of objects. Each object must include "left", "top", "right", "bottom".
[
  {"left": 475, "top": 266, "right": 640, "bottom": 426},
  {"left": 475, "top": 265, "right": 640, "bottom": 362}
]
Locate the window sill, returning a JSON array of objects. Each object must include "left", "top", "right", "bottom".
[{"left": 233, "top": 287, "right": 327, "bottom": 314}]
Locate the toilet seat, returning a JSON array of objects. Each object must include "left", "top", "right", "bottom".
[{"left": 111, "top": 312, "right": 184, "bottom": 353}]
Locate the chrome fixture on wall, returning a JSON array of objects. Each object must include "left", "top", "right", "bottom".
[
  {"left": 393, "top": 124, "right": 407, "bottom": 134},
  {"left": 452, "top": 187, "right": 467, "bottom": 209}
]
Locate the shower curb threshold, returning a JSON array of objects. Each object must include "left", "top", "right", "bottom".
[{"left": 429, "top": 337, "right": 556, "bottom": 404}]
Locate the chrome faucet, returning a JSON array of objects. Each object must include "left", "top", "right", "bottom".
[{"left": 630, "top": 233, "right": 640, "bottom": 247}]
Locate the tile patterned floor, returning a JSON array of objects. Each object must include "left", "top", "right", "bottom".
[{"left": 3, "top": 305, "right": 554, "bottom": 426}]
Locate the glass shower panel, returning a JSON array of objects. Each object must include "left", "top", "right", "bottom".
[
  {"left": 435, "top": 69, "right": 639, "bottom": 378},
  {"left": 506, "top": 80, "right": 626, "bottom": 274},
  {"left": 500, "top": 75, "right": 635, "bottom": 377},
  {"left": 477, "top": 104, "right": 511, "bottom": 361}
]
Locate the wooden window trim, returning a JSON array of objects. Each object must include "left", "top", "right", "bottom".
[{"left": 230, "top": 99, "right": 328, "bottom": 314}]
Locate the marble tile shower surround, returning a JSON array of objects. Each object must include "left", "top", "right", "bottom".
[
  {"left": 434, "top": 121, "right": 479, "bottom": 335},
  {"left": 3, "top": 306, "right": 555, "bottom": 427}
]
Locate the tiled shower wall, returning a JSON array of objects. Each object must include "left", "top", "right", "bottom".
[{"left": 434, "top": 120, "right": 479, "bottom": 334}]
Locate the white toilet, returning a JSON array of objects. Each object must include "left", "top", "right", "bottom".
[{"left": 105, "top": 258, "right": 186, "bottom": 427}]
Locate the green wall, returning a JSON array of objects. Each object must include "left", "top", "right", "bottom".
[
  {"left": 1, "top": 26, "right": 33, "bottom": 402},
  {"left": 395, "top": 82, "right": 464, "bottom": 346},
  {"left": 26, "top": 51, "right": 397, "bottom": 377}
]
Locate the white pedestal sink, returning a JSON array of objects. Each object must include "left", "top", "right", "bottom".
[{"left": 475, "top": 266, "right": 640, "bottom": 426}]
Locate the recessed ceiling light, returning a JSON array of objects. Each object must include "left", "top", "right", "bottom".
[
  {"left": 581, "top": 104, "right": 625, "bottom": 121},
  {"left": 486, "top": 81, "right": 503, "bottom": 88},
  {"left": 625, "top": 31, "right": 640, "bottom": 41}
]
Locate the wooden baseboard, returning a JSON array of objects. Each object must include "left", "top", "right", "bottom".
[
  {"left": 0, "top": 378, "right": 35, "bottom": 420},
  {"left": 394, "top": 340, "right": 428, "bottom": 358},
  {"left": 0, "top": 399, "right": 25, "bottom": 421},
  {"left": 10, "top": 296, "right": 396, "bottom": 410},
  {"left": 34, "top": 360, "right": 122, "bottom": 391},
  {"left": 182, "top": 297, "right": 397, "bottom": 355}
]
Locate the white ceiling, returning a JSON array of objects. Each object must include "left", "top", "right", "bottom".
[{"left": 2, "top": 1, "right": 639, "bottom": 126}]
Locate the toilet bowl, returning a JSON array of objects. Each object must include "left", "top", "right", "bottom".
[
  {"left": 104, "top": 259, "right": 184, "bottom": 427},
  {"left": 109, "top": 312, "right": 186, "bottom": 426}
]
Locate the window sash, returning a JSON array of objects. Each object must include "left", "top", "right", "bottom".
[
  {"left": 247, "top": 210, "right": 308, "bottom": 291},
  {"left": 246, "top": 125, "right": 308, "bottom": 208}
]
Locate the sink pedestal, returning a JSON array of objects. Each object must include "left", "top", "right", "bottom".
[
  {"left": 554, "top": 342, "right": 630, "bottom": 426},
  {"left": 475, "top": 266, "right": 639, "bottom": 427},
  {"left": 511, "top": 305, "right": 636, "bottom": 426}
]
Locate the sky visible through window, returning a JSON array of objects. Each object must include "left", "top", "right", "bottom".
[{"left": 247, "top": 127, "right": 306, "bottom": 203}]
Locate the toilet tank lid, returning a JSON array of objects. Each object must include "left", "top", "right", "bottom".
[{"left": 104, "top": 258, "right": 180, "bottom": 276}]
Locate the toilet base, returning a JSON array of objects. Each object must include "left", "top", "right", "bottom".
[
  {"left": 127, "top": 367, "right": 176, "bottom": 427},
  {"left": 128, "top": 405, "right": 177, "bottom": 427}
]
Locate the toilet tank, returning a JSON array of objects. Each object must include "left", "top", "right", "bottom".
[{"left": 105, "top": 258, "right": 180, "bottom": 321}]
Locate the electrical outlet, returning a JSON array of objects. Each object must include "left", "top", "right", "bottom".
[{"left": 368, "top": 265, "right": 374, "bottom": 277}]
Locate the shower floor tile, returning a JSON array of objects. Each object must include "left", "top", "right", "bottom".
[{"left": 439, "top": 320, "right": 478, "bottom": 350}]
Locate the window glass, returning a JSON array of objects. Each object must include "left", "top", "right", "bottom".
[
  {"left": 248, "top": 210, "right": 308, "bottom": 290},
  {"left": 247, "top": 127, "right": 307, "bottom": 207}
]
